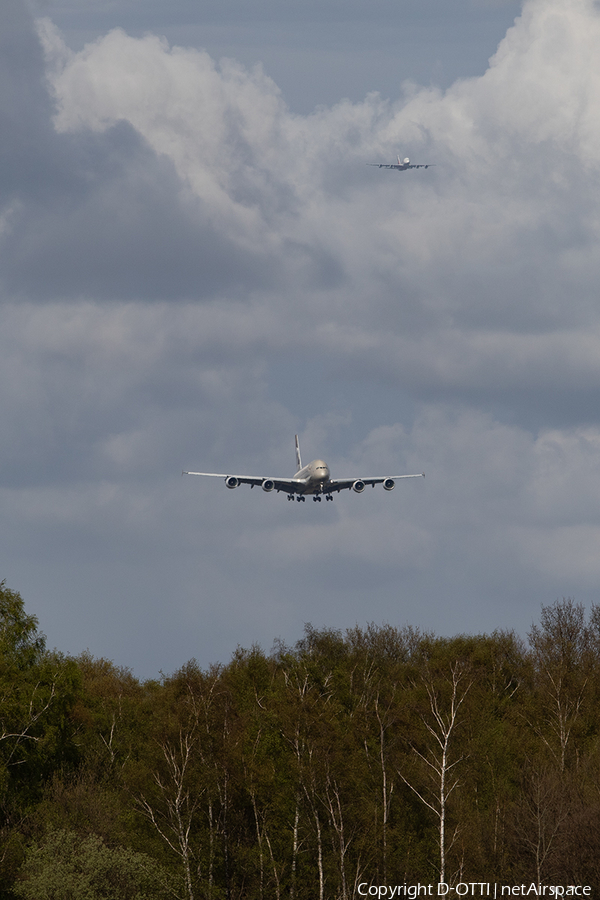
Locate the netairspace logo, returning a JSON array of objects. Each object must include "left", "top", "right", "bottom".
[{"left": 356, "top": 886, "right": 592, "bottom": 899}]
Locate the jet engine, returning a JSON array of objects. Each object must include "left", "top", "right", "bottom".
[
  {"left": 352, "top": 480, "right": 366, "bottom": 493},
  {"left": 383, "top": 478, "right": 395, "bottom": 491},
  {"left": 262, "top": 479, "right": 276, "bottom": 492},
  {"left": 225, "top": 476, "right": 240, "bottom": 489}
]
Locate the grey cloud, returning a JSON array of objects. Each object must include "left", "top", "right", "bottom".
[
  {"left": 0, "top": 7, "right": 287, "bottom": 302},
  {"left": 0, "top": 0, "right": 60, "bottom": 203},
  {"left": 0, "top": 122, "right": 277, "bottom": 301}
]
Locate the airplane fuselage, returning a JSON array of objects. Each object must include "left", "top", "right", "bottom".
[{"left": 293, "top": 459, "right": 331, "bottom": 494}]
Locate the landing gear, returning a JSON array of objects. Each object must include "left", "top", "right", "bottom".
[
  {"left": 326, "top": 495, "right": 333, "bottom": 501},
  {"left": 313, "top": 496, "right": 322, "bottom": 502},
  {"left": 295, "top": 495, "right": 305, "bottom": 502}
]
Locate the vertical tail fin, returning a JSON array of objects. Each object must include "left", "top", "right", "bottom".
[{"left": 295, "top": 435, "right": 302, "bottom": 472}]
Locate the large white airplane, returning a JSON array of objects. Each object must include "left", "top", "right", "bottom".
[
  {"left": 368, "top": 155, "right": 434, "bottom": 171},
  {"left": 183, "top": 436, "right": 424, "bottom": 502}
]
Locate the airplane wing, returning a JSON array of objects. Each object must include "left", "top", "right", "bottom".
[
  {"left": 325, "top": 473, "right": 425, "bottom": 493},
  {"left": 182, "top": 471, "right": 306, "bottom": 494}
]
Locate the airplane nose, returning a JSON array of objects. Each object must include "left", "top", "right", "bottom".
[{"left": 314, "top": 460, "right": 330, "bottom": 482}]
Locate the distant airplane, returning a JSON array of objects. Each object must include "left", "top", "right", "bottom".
[
  {"left": 183, "top": 436, "right": 424, "bottom": 502},
  {"left": 368, "top": 155, "right": 434, "bottom": 171}
]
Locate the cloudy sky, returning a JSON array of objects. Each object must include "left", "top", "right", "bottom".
[{"left": 2, "top": 0, "right": 600, "bottom": 678}]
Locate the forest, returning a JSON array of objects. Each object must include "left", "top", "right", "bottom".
[{"left": 1, "top": 581, "right": 600, "bottom": 899}]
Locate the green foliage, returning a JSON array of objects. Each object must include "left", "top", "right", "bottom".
[
  {"left": 0, "top": 582, "right": 45, "bottom": 668},
  {"left": 14, "top": 830, "right": 180, "bottom": 900},
  {"left": 0, "top": 583, "right": 82, "bottom": 893},
  {"left": 3, "top": 587, "right": 600, "bottom": 895}
]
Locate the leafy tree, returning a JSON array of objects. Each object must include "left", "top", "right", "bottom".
[
  {"left": 14, "top": 829, "right": 180, "bottom": 900},
  {"left": 71, "top": 653, "right": 154, "bottom": 779},
  {"left": 400, "top": 652, "right": 473, "bottom": 883},
  {"left": 528, "top": 599, "right": 593, "bottom": 771},
  {"left": 3, "top": 586, "right": 600, "bottom": 895},
  {"left": 0, "top": 583, "right": 80, "bottom": 891},
  {"left": 508, "top": 764, "right": 570, "bottom": 883}
]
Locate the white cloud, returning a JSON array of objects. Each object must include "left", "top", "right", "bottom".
[{"left": 33, "top": 0, "right": 600, "bottom": 383}]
